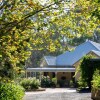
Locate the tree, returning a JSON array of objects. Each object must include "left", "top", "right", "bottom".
[
  {"left": 0, "top": 0, "right": 99, "bottom": 79},
  {"left": 56, "top": 0, "right": 100, "bottom": 46},
  {"left": 0, "top": 0, "right": 74, "bottom": 79}
]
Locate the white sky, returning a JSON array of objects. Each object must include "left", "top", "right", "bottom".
[{"left": 38, "top": 0, "right": 50, "bottom": 5}]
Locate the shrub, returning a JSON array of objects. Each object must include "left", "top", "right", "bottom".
[
  {"left": 92, "top": 70, "right": 100, "bottom": 89},
  {"left": 20, "top": 78, "right": 40, "bottom": 90},
  {"left": 77, "top": 77, "right": 88, "bottom": 89},
  {"left": 51, "top": 77, "right": 57, "bottom": 87},
  {"left": 0, "top": 82, "right": 25, "bottom": 100},
  {"left": 70, "top": 80, "right": 75, "bottom": 87},
  {"left": 58, "top": 80, "right": 66, "bottom": 87},
  {"left": 41, "top": 76, "right": 52, "bottom": 87}
]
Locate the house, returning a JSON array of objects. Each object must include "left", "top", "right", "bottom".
[{"left": 26, "top": 40, "right": 100, "bottom": 87}]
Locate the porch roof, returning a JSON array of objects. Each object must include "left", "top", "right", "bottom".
[{"left": 26, "top": 68, "right": 75, "bottom": 72}]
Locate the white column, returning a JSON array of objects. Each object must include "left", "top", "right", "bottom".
[
  {"left": 39, "top": 72, "right": 42, "bottom": 82},
  {"left": 55, "top": 72, "right": 57, "bottom": 83},
  {"left": 35, "top": 72, "right": 36, "bottom": 78},
  {"left": 29, "top": 71, "right": 31, "bottom": 77},
  {"left": 25, "top": 71, "right": 27, "bottom": 78}
]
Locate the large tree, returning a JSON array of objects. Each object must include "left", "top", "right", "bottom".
[
  {"left": 0, "top": 0, "right": 99, "bottom": 79},
  {"left": 0, "top": 0, "right": 74, "bottom": 79}
]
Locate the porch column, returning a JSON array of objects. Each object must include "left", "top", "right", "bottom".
[
  {"left": 29, "top": 72, "right": 31, "bottom": 77},
  {"left": 25, "top": 70, "right": 27, "bottom": 78},
  {"left": 34, "top": 72, "right": 36, "bottom": 78},
  {"left": 39, "top": 72, "right": 42, "bottom": 82},
  {"left": 55, "top": 72, "right": 58, "bottom": 82}
]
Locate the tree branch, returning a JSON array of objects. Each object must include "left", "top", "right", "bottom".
[
  {"left": 20, "top": 0, "right": 63, "bottom": 23},
  {"left": 0, "top": 0, "right": 64, "bottom": 31}
]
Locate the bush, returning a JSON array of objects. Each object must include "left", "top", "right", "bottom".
[
  {"left": 20, "top": 78, "right": 40, "bottom": 90},
  {"left": 51, "top": 77, "right": 57, "bottom": 87},
  {"left": 77, "top": 77, "right": 88, "bottom": 89},
  {"left": 0, "top": 82, "right": 24, "bottom": 100},
  {"left": 91, "top": 70, "right": 100, "bottom": 100},
  {"left": 70, "top": 80, "right": 75, "bottom": 87},
  {"left": 58, "top": 80, "right": 66, "bottom": 87},
  {"left": 41, "top": 76, "right": 52, "bottom": 87},
  {"left": 92, "top": 70, "right": 100, "bottom": 89}
]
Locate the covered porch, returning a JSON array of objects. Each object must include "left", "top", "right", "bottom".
[{"left": 26, "top": 67, "right": 76, "bottom": 87}]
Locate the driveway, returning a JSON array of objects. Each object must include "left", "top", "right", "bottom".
[{"left": 23, "top": 88, "right": 92, "bottom": 100}]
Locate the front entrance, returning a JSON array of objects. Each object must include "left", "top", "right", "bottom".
[
  {"left": 43, "top": 72, "right": 74, "bottom": 87},
  {"left": 57, "top": 72, "right": 71, "bottom": 87}
]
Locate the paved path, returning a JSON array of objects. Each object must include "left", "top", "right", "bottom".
[{"left": 23, "top": 88, "right": 92, "bottom": 100}]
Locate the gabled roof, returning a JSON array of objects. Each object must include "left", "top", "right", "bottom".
[
  {"left": 91, "top": 50, "right": 100, "bottom": 56},
  {"left": 43, "top": 40, "right": 100, "bottom": 66},
  {"left": 56, "top": 40, "right": 100, "bottom": 65},
  {"left": 44, "top": 56, "right": 56, "bottom": 66},
  {"left": 89, "top": 41, "right": 100, "bottom": 51}
]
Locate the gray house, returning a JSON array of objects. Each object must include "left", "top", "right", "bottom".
[{"left": 26, "top": 40, "right": 100, "bottom": 86}]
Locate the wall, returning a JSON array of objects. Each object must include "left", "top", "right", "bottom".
[{"left": 57, "top": 72, "right": 71, "bottom": 81}]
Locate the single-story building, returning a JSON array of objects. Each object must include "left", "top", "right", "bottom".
[{"left": 26, "top": 40, "right": 100, "bottom": 87}]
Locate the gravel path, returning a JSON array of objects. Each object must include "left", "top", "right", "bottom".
[{"left": 23, "top": 88, "right": 92, "bottom": 100}]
